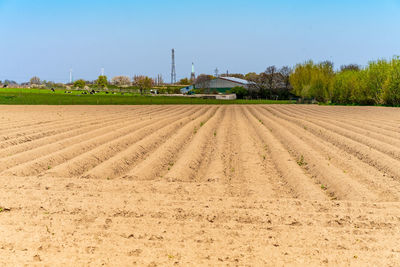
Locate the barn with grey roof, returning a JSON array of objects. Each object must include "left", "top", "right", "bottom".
[{"left": 195, "top": 76, "right": 253, "bottom": 93}]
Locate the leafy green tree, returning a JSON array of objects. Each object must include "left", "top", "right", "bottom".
[
  {"left": 331, "top": 70, "right": 361, "bottom": 104},
  {"left": 381, "top": 57, "right": 400, "bottom": 106},
  {"left": 289, "top": 61, "right": 314, "bottom": 98},
  {"left": 290, "top": 61, "right": 334, "bottom": 102},
  {"left": 364, "top": 59, "right": 391, "bottom": 104},
  {"left": 73, "top": 79, "right": 86, "bottom": 89},
  {"left": 310, "top": 61, "right": 334, "bottom": 102},
  {"left": 96, "top": 75, "right": 108, "bottom": 89}
]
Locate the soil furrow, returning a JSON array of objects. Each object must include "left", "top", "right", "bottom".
[
  {"left": 81, "top": 107, "right": 217, "bottom": 179},
  {"left": 243, "top": 107, "right": 328, "bottom": 200},
  {"left": 261, "top": 106, "right": 400, "bottom": 201},
  {"left": 163, "top": 107, "right": 224, "bottom": 182},
  {"left": 264, "top": 106, "right": 400, "bottom": 181},
  {"left": 0, "top": 107, "right": 186, "bottom": 173},
  {"left": 278, "top": 105, "right": 400, "bottom": 153},
  {"left": 0, "top": 107, "right": 172, "bottom": 158},
  {"left": 250, "top": 106, "right": 378, "bottom": 201},
  {"left": 42, "top": 106, "right": 204, "bottom": 178},
  {"left": 1, "top": 107, "right": 190, "bottom": 177},
  {"left": 0, "top": 105, "right": 168, "bottom": 145},
  {"left": 122, "top": 107, "right": 218, "bottom": 181},
  {"left": 231, "top": 106, "right": 280, "bottom": 199}
]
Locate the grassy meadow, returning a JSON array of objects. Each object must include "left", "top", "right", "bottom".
[{"left": 0, "top": 88, "right": 295, "bottom": 105}]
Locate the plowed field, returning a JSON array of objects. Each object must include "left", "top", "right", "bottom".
[{"left": 0, "top": 105, "right": 400, "bottom": 266}]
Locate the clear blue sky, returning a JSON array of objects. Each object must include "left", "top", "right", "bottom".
[{"left": 1, "top": 0, "right": 399, "bottom": 83}]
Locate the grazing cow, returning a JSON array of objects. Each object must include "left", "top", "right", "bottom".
[{"left": 51, "top": 88, "right": 55, "bottom": 92}]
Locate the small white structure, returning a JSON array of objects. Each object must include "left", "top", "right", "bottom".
[{"left": 216, "top": 94, "right": 237, "bottom": 100}]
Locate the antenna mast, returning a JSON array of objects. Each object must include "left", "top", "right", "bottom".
[{"left": 171, "top": 49, "right": 176, "bottom": 84}]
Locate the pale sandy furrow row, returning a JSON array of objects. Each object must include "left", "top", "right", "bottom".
[
  {"left": 262, "top": 106, "right": 400, "bottom": 201},
  {"left": 278, "top": 105, "right": 400, "bottom": 151},
  {"left": 289, "top": 105, "right": 400, "bottom": 131},
  {"left": 41, "top": 106, "right": 206, "bottom": 178},
  {"left": 81, "top": 106, "right": 217, "bottom": 179},
  {"left": 0, "top": 105, "right": 168, "bottom": 144},
  {"left": 265, "top": 106, "right": 400, "bottom": 182},
  {"left": 122, "top": 107, "right": 219, "bottom": 181},
  {"left": 0, "top": 106, "right": 135, "bottom": 133},
  {"left": 0, "top": 105, "right": 180, "bottom": 158},
  {"left": 161, "top": 107, "right": 225, "bottom": 182},
  {"left": 231, "top": 106, "right": 289, "bottom": 199},
  {"left": 250, "top": 106, "right": 378, "bottom": 201},
  {"left": 0, "top": 106, "right": 188, "bottom": 174},
  {"left": 243, "top": 106, "right": 328, "bottom": 200},
  {"left": 0, "top": 106, "right": 192, "bottom": 177}
]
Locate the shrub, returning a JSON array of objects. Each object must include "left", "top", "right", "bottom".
[
  {"left": 231, "top": 86, "right": 248, "bottom": 99},
  {"left": 73, "top": 79, "right": 86, "bottom": 89}
]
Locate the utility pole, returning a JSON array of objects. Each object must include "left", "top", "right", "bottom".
[
  {"left": 171, "top": 49, "right": 176, "bottom": 84},
  {"left": 69, "top": 68, "right": 73, "bottom": 83}
]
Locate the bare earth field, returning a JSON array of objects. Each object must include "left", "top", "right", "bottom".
[{"left": 0, "top": 105, "right": 400, "bottom": 266}]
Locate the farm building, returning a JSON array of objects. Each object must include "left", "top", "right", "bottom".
[{"left": 195, "top": 76, "right": 253, "bottom": 93}]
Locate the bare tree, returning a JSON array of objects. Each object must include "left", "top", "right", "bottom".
[
  {"left": 340, "top": 64, "right": 360, "bottom": 72},
  {"left": 244, "top": 72, "right": 258, "bottom": 81},
  {"left": 265, "top": 66, "right": 278, "bottom": 91},
  {"left": 194, "top": 74, "right": 213, "bottom": 93},
  {"left": 30, "top": 76, "right": 41, "bottom": 85},
  {"left": 247, "top": 66, "right": 292, "bottom": 99},
  {"left": 133, "top": 75, "right": 154, "bottom": 95},
  {"left": 279, "top": 66, "right": 292, "bottom": 91},
  {"left": 111, "top": 76, "right": 131, "bottom": 87}
]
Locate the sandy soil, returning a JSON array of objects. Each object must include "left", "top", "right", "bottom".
[{"left": 0, "top": 105, "right": 400, "bottom": 266}]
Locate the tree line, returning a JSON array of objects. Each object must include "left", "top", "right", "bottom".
[
  {"left": 4, "top": 56, "right": 400, "bottom": 106},
  {"left": 290, "top": 56, "right": 400, "bottom": 106}
]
